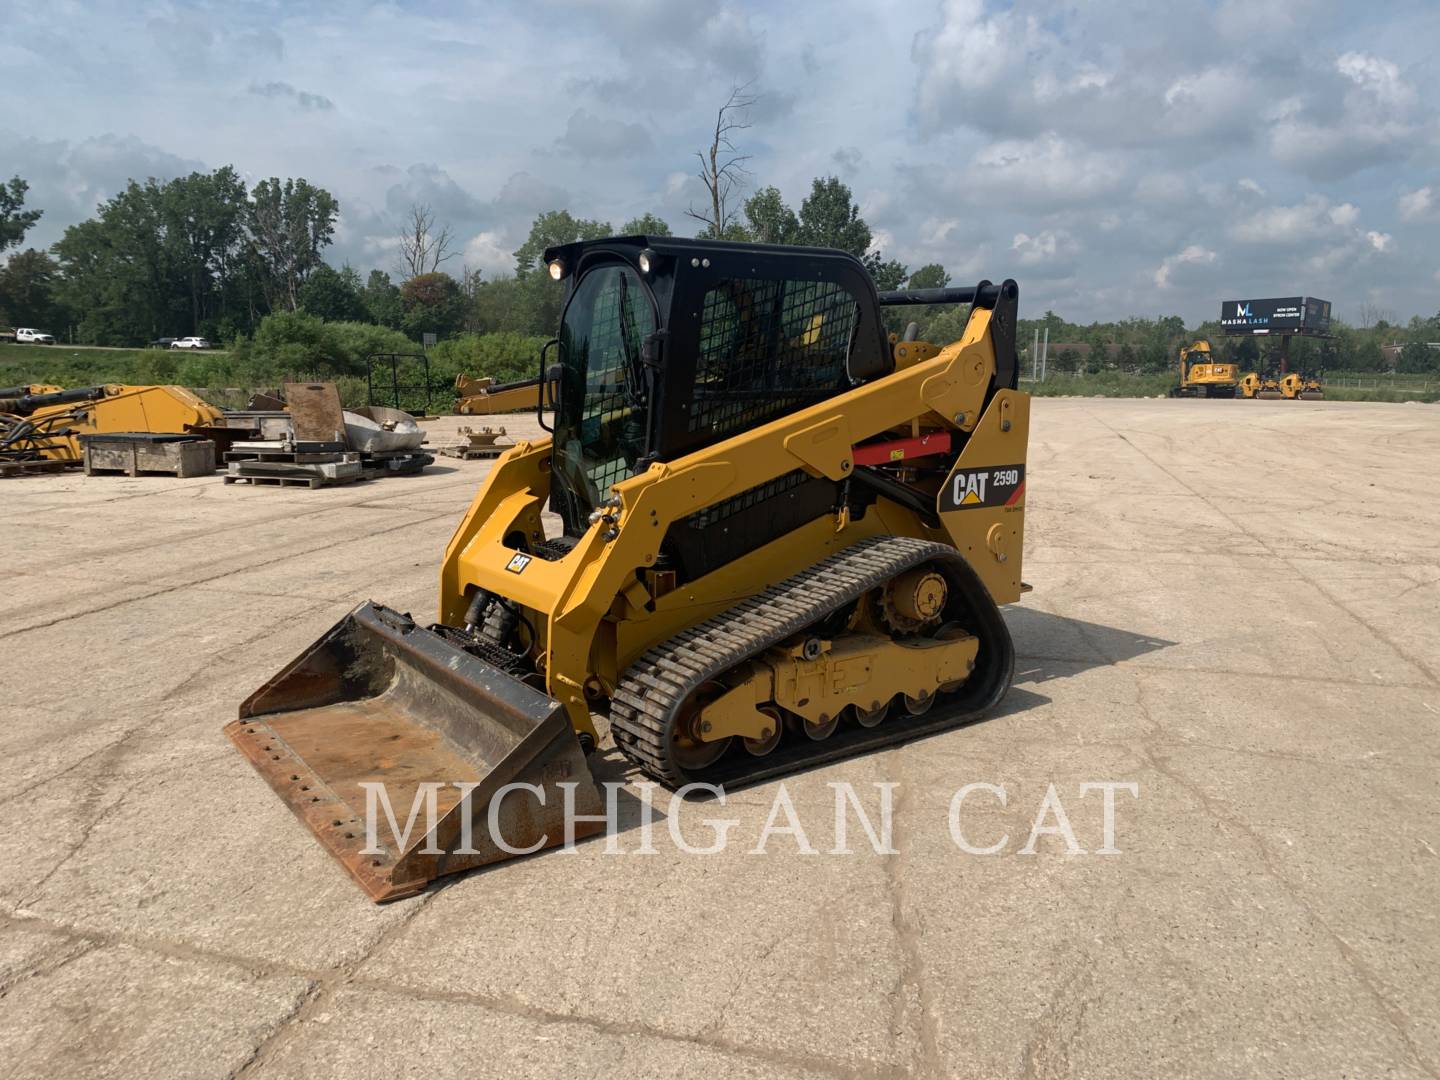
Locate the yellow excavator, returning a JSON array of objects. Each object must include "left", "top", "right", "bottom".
[
  {"left": 227, "top": 237, "right": 1030, "bottom": 901},
  {"left": 0, "top": 383, "right": 224, "bottom": 464},
  {"left": 1169, "top": 340, "right": 1239, "bottom": 397}
]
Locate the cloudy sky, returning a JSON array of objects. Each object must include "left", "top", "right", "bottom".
[{"left": 4, "top": 0, "right": 1439, "bottom": 324}]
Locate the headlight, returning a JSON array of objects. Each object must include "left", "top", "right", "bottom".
[
  {"left": 548, "top": 259, "right": 565, "bottom": 281},
  {"left": 638, "top": 248, "right": 656, "bottom": 275}
]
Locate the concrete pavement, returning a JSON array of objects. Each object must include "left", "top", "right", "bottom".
[{"left": 1, "top": 398, "right": 1436, "bottom": 1078}]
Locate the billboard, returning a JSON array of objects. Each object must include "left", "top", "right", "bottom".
[{"left": 1220, "top": 296, "right": 1332, "bottom": 335}]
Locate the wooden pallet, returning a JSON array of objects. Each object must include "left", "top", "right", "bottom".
[
  {"left": 223, "top": 473, "right": 366, "bottom": 490},
  {"left": 0, "top": 458, "right": 80, "bottom": 478},
  {"left": 438, "top": 445, "right": 507, "bottom": 460}
]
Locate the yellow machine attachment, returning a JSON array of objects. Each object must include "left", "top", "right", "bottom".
[
  {"left": 1299, "top": 375, "right": 1325, "bottom": 399},
  {"left": 0, "top": 384, "right": 224, "bottom": 462},
  {"left": 1170, "top": 339, "right": 1239, "bottom": 398},
  {"left": 230, "top": 238, "right": 1029, "bottom": 900},
  {"left": 453, "top": 374, "right": 543, "bottom": 415},
  {"left": 1239, "top": 372, "right": 1261, "bottom": 398}
]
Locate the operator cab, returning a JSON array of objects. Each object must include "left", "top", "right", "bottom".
[{"left": 541, "top": 236, "right": 891, "bottom": 545}]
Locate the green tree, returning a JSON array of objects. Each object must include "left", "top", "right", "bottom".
[
  {"left": 52, "top": 168, "right": 335, "bottom": 344},
  {"left": 400, "top": 271, "right": 466, "bottom": 339},
  {"left": 0, "top": 176, "right": 42, "bottom": 254},
  {"left": 361, "top": 270, "right": 403, "bottom": 328},
  {"left": 162, "top": 166, "right": 250, "bottom": 334},
  {"left": 868, "top": 258, "right": 909, "bottom": 291},
  {"left": 299, "top": 263, "right": 367, "bottom": 322},
  {"left": 906, "top": 264, "right": 949, "bottom": 290},
  {"left": 0, "top": 248, "right": 62, "bottom": 328},
  {"left": 1397, "top": 340, "right": 1438, "bottom": 373},
  {"left": 696, "top": 219, "right": 754, "bottom": 241},
  {"left": 797, "top": 177, "right": 871, "bottom": 256},
  {"left": 1350, "top": 338, "right": 1385, "bottom": 372},
  {"left": 54, "top": 180, "right": 175, "bottom": 343},
  {"left": 742, "top": 186, "right": 799, "bottom": 245},
  {"left": 247, "top": 177, "right": 339, "bottom": 311},
  {"left": 619, "top": 212, "right": 672, "bottom": 236},
  {"left": 513, "top": 210, "right": 612, "bottom": 277}
]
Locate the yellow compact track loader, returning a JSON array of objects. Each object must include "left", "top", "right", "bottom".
[
  {"left": 228, "top": 237, "right": 1030, "bottom": 900},
  {"left": 1169, "top": 340, "right": 1239, "bottom": 398},
  {"left": 0, "top": 383, "right": 224, "bottom": 462}
]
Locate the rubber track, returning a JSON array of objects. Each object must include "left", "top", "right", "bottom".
[{"left": 608, "top": 535, "right": 1010, "bottom": 788}]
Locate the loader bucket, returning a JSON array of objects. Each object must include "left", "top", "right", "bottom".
[{"left": 225, "top": 601, "right": 605, "bottom": 901}]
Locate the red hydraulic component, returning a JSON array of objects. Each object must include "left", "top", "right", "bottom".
[{"left": 851, "top": 431, "right": 953, "bottom": 467}]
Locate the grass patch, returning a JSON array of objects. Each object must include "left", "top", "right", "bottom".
[
  {"left": 1023, "top": 371, "right": 1176, "bottom": 398},
  {"left": 1022, "top": 369, "right": 1439, "bottom": 403}
]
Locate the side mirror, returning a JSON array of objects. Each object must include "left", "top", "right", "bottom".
[{"left": 538, "top": 338, "right": 559, "bottom": 432}]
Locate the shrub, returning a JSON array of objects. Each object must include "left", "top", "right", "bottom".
[
  {"left": 428, "top": 332, "right": 549, "bottom": 387},
  {"left": 230, "top": 312, "right": 414, "bottom": 382}
]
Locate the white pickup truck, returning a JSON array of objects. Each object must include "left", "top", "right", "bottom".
[{"left": 15, "top": 327, "right": 56, "bottom": 344}]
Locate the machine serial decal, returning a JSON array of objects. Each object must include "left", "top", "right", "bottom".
[
  {"left": 505, "top": 552, "right": 532, "bottom": 574},
  {"left": 940, "top": 464, "right": 1026, "bottom": 511}
]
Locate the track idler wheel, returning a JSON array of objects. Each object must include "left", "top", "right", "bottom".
[
  {"left": 742, "top": 706, "right": 783, "bottom": 757},
  {"left": 852, "top": 701, "right": 888, "bottom": 728},
  {"left": 902, "top": 691, "right": 935, "bottom": 715},
  {"left": 672, "top": 681, "right": 733, "bottom": 770},
  {"left": 795, "top": 710, "right": 840, "bottom": 741}
]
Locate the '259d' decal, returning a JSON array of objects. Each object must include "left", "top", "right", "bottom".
[{"left": 939, "top": 464, "right": 1025, "bottom": 512}]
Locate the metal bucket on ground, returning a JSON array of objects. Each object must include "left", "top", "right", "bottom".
[{"left": 342, "top": 406, "right": 426, "bottom": 454}]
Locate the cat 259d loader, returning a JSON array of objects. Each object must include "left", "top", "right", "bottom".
[{"left": 227, "top": 237, "right": 1030, "bottom": 900}]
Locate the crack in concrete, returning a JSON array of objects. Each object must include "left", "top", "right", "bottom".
[
  {"left": 1131, "top": 672, "right": 1440, "bottom": 1080},
  {"left": 226, "top": 882, "right": 449, "bottom": 1079},
  {"left": 0, "top": 933, "right": 99, "bottom": 997},
  {"left": 12, "top": 774, "right": 147, "bottom": 912},
  {"left": 1012, "top": 653, "right": 1433, "bottom": 691},
  {"left": 884, "top": 762, "right": 941, "bottom": 1079},
  {"left": 0, "top": 907, "right": 882, "bottom": 1080},
  {"left": 1019, "top": 961, "right": 1099, "bottom": 1080},
  {"left": 0, "top": 508, "right": 457, "bottom": 642},
  {"left": 1086, "top": 408, "right": 1439, "bottom": 690}
]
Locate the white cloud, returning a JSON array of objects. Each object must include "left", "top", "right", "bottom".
[
  {"left": 5, "top": 0, "right": 1440, "bottom": 325},
  {"left": 965, "top": 134, "right": 1124, "bottom": 205},
  {"left": 1011, "top": 230, "right": 1079, "bottom": 266},
  {"left": 1153, "top": 245, "right": 1216, "bottom": 289},
  {"left": 1398, "top": 186, "right": 1434, "bottom": 222},
  {"left": 462, "top": 231, "right": 516, "bottom": 277},
  {"left": 1229, "top": 195, "right": 1360, "bottom": 245},
  {"left": 1336, "top": 52, "right": 1415, "bottom": 109},
  {"left": 1268, "top": 52, "right": 1420, "bottom": 180},
  {"left": 554, "top": 110, "right": 653, "bottom": 160}
]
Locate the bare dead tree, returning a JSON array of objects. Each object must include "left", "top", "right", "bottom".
[
  {"left": 685, "top": 83, "right": 757, "bottom": 237},
  {"left": 396, "top": 203, "right": 456, "bottom": 279},
  {"left": 1357, "top": 301, "right": 1395, "bottom": 329}
]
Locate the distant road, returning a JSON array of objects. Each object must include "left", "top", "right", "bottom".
[{"left": 0, "top": 342, "right": 230, "bottom": 355}]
